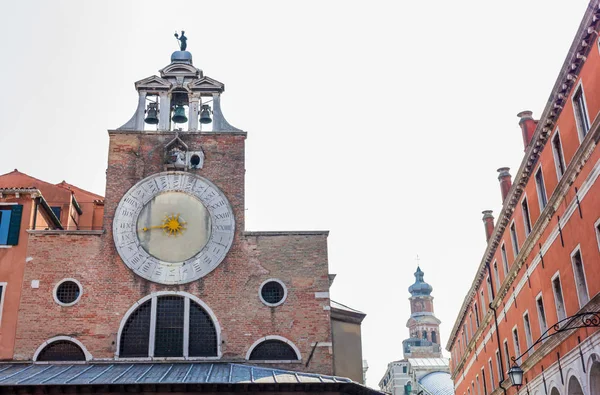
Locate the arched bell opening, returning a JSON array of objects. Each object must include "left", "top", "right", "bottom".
[
  {"left": 170, "top": 90, "right": 190, "bottom": 131},
  {"left": 143, "top": 94, "right": 160, "bottom": 131}
]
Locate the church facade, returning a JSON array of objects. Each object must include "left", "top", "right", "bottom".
[{"left": 0, "top": 43, "right": 373, "bottom": 393}]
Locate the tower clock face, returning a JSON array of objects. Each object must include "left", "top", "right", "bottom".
[{"left": 113, "top": 172, "right": 235, "bottom": 284}]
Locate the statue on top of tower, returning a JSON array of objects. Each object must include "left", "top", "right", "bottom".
[{"left": 174, "top": 31, "right": 187, "bottom": 51}]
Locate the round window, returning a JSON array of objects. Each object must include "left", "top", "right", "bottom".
[
  {"left": 259, "top": 279, "right": 287, "bottom": 307},
  {"left": 54, "top": 280, "right": 82, "bottom": 306}
]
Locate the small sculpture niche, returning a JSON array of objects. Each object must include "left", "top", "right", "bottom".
[{"left": 164, "top": 134, "right": 188, "bottom": 170}]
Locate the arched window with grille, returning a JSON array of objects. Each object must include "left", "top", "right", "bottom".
[
  {"left": 118, "top": 292, "right": 220, "bottom": 358},
  {"left": 33, "top": 337, "right": 90, "bottom": 362},
  {"left": 247, "top": 336, "right": 301, "bottom": 361}
]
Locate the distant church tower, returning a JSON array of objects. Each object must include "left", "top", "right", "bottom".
[{"left": 403, "top": 267, "right": 442, "bottom": 358}]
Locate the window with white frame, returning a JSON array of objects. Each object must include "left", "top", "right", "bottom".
[
  {"left": 493, "top": 261, "right": 500, "bottom": 290},
  {"left": 0, "top": 283, "right": 6, "bottom": 326},
  {"left": 510, "top": 222, "right": 519, "bottom": 257},
  {"left": 521, "top": 197, "right": 532, "bottom": 236},
  {"left": 495, "top": 349, "right": 503, "bottom": 382},
  {"left": 501, "top": 243, "right": 509, "bottom": 274},
  {"left": 474, "top": 303, "right": 480, "bottom": 327},
  {"left": 464, "top": 324, "right": 469, "bottom": 344},
  {"left": 552, "top": 130, "right": 567, "bottom": 180},
  {"left": 469, "top": 314, "right": 474, "bottom": 339},
  {"left": 481, "top": 290, "right": 487, "bottom": 316},
  {"left": 571, "top": 247, "right": 589, "bottom": 307},
  {"left": 118, "top": 293, "right": 218, "bottom": 358},
  {"left": 503, "top": 340, "right": 511, "bottom": 371},
  {"left": 486, "top": 276, "right": 493, "bottom": 304},
  {"left": 523, "top": 311, "right": 533, "bottom": 351},
  {"left": 512, "top": 327, "right": 521, "bottom": 360},
  {"left": 476, "top": 375, "right": 482, "bottom": 395},
  {"left": 248, "top": 339, "right": 299, "bottom": 361},
  {"left": 536, "top": 293, "right": 548, "bottom": 336},
  {"left": 572, "top": 83, "right": 591, "bottom": 141},
  {"left": 535, "top": 167, "right": 548, "bottom": 210},
  {"left": 489, "top": 358, "right": 496, "bottom": 390},
  {"left": 552, "top": 273, "right": 567, "bottom": 323}
]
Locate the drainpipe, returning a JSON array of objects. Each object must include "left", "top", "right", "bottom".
[{"left": 486, "top": 262, "right": 508, "bottom": 395}]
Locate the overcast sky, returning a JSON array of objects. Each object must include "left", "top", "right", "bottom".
[{"left": 0, "top": 0, "right": 592, "bottom": 388}]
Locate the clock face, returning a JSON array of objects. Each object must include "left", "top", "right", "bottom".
[{"left": 113, "top": 172, "right": 235, "bottom": 284}]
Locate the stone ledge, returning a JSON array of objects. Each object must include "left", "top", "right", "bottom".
[
  {"left": 27, "top": 230, "right": 105, "bottom": 236},
  {"left": 108, "top": 130, "right": 247, "bottom": 137},
  {"left": 244, "top": 231, "right": 329, "bottom": 237}
]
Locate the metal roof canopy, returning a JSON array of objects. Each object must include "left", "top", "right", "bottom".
[{"left": 0, "top": 362, "right": 383, "bottom": 394}]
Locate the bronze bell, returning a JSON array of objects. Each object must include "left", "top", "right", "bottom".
[
  {"left": 144, "top": 103, "right": 159, "bottom": 125},
  {"left": 199, "top": 104, "right": 212, "bottom": 124},
  {"left": 171, "top": 105, "right": 188, "bottom": 124}
]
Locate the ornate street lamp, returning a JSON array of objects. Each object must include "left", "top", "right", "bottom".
[{"left": 507, "top": 364, "right": 524, "bottom": 389}]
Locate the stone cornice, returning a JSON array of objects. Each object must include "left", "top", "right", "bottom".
[
  {"left": 244, "top": 231, "right": 330, "bottom": 237},
  {"left": 449, "top": 118, "right": 600, "bottom": 377},
  {"left": 447, "top": 1, "right": 600, "bottom": 351},
  {"left": 108, "top": 130, "right": 248, "bottom": 137}
]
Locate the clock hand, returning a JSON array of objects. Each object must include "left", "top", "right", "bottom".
[{"left": 141, "top": 214, "right": 187, "bottom": 235}]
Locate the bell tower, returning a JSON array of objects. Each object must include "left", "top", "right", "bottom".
[{"left": 403, "top": 267, "right": 442, "bottom": 358}]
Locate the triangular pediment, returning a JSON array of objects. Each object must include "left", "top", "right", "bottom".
[
  {"left": 165, "top": 134, "right": 188, "bottom": 151},
  {"left": 189, "top": 76, "right": 224, "bottom": 93},
  {"left": 159, "top": 63, "right": 201, "bottom": 78},
  {"left": 134, "top": 75, "right": 172, "bottom": 91}
]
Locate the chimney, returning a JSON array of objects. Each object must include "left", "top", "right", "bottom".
[
  {"left": 517, "top": 110, "right": 538, "bottom": 150},
  {"left": 497, "top": 167, "right": 512, "bottom": 202},
  {"left": 482, "top": 210, "right": 495, "bottom": 242}
]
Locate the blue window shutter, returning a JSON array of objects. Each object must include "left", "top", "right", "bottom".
[
  {"left": 7, "top": 205, "right": 23, "bottom": 246},
  {"left": 51, "top": 207, "right": 61, "bottom": 220}
]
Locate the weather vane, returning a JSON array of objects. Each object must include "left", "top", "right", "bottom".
[{"left": 174, "top": 31, "right": 187, "bottom": 51}]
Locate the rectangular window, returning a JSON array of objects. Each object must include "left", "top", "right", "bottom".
[
  {"left": 495, "top": 350, "right": 503, "bottom": 382},
  {"left": 523, "top": 312, "right": 533, "bottom": 351},
  {"left": 552, "top": 274, "right": 567, "bottom": 323},
  {"left": 501, "top": 243, "right": 509, "bottom": 274},
  {"left": 552, "top": 130, "right": 567, "bottom": 180},
  {"left": 486, "top": 276, "right": 493, "bottom": 304},
  {"left": 535, "top": 167, "right": 548, "bottom": 210},
  {"left": 474, "top": 303, "right": 480, "bottom": 327},
  {"left": 510, "top": 222, "right": 519, "bottom": 257},
  {"left": 50, "top": 206, "right": 61, "bottom": 220},
  {"left": 481, "top": 367, "right": 488, "bottom": 395},
  {"left": 503, "top": 340, "right": 511, "bottom": 373},
  {"left": 481, "top": 291, "right": 487, "bottom": 316},
  {"left": 536, "top": 294, "right": 548, "bottom": 337},
  {"left": 464, "top": 324, "right": 469, "bottom": 344},
  {"left": 0, "top": 205, "right": 22, "bottom": 246},
  {"left": 571, "top": 247, "right": 589, "bottom": 307},
  {"left": 522, "top": 197, "right": 532, "bottom": 236},
  {"left": 476, "top": 375, "right": 482, "bottom": 395},
  {"left": 470, "top": 314, "right": 475, "bottom": 337},
  {"left": 489, "top": 359, "right": 495, "bottom": 390},
  {"left": 573, "top": 83, "right": 591, "bottom": 141},
  {"left": 512, "top": 327, "right": 521, "bottom": 360},
  {"left": 493, "top": 261, "right": 500, "bottom": 290},
  {"left": 0, "top": 283, "right": 5, "bottom": 326}
]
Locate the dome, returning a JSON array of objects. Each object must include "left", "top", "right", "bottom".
[
  {"left": 418, "top": 371, "right": 454, "bottom": 395},
  {"left": 408, "top": 266, "right": 433, "bottom": 296},
  {"left": 171, "top": 51, "right": 193, "bottom": 64}
]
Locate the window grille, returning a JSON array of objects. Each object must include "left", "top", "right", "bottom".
[
  {"left": 154, "top": 296, "right": 184, "bottom": 357},
  {"left": 37, "top": 340, "right": 85, "bottom": 361},
  {"left": 189, "top": 302, "right": 217, "bottom": 357},
  {"left": 120, "top": 300, "right": 151, "bottom": 357},
  {"left": 249, "top": 340, "right": 298, "bottom": 360},
  {"left": 55, "top": 281, "right": 80, "bottom": 304},
  {"left": 119, "top": 295, "right": 218, "bottom": 358},
  {"left": 261, "top": 281, "right": 285, "bottom": 304}
]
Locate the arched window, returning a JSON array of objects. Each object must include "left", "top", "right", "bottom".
[
  {"left": 431, "top": 331, "right": 437, "bottom": 343},
  {"left": 36, "top": 340, "right": 86, "bottom": 362},
  {"left": 248, "top": 339, "right": 300, "bottom": 361},
  {"left": 118, "top": 293, "right": 219, "bottom": 358},
  {"left": 422, "top": 330, "right": 428, "bottom": 340}
]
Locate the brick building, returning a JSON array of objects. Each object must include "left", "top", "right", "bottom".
[
  {"left": 446, "top": 2, "right": 600, "bottom": 395},
  {"left": 0, "top": 42, "right": 374, "bottom": 394}
]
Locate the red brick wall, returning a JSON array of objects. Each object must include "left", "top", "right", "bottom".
[{"left": 13, "top": 131, "right": 333, "bottom": 375}]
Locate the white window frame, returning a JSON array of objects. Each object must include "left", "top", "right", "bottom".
[
  {"left": 493, "top": 260, "right": 500, "bottom": 290},
  {"left": 551, "top": 128, "right": 567, "bottom": 180},
  {"left": 503, "top": 339, "right": 511, "bottom": 371},
  {"left": 33, "top": 335, "right": 93, "bottom": 363},
  {"left": 53, "top": 278, "right": 83, "bottom": 307},
  {"left": 474, "top": 302, "right": 480, "bottom": 327},
  {"left": 512, "top": 325, "right": 521, "bottom": 361},
  {"left": 245, "top": 335, "right": 302, "bottom": 362},
  {"left": 258, "top": 278, "right": 288, "bottom": 307},
  {"left": 551, "top": 271, "right": 567, "bottom": 323},
  {"left": 595, "top": 217, "right": 600, "bottom": 253},
  {"left": 489, "top": 358, "right": 496, "bottom": 390},
  {"left": 572, "top": 80, "right": 591, "bottom": 143},
  {"left": 570, "top": 244, "right": 590, "bottom": 308},
  {"left": 510, "top": 220, "right": 519, "bottom": 258},
  {"left": 535, "top": 166, "right": 548, "bottom": 211},
  {"left": 481, "top": 367, "right": 488, "bottom": 395},
  {"left": 500, "top": 243, "right": 509, "bottom": 275},
  {"left": 523, "top": 310, "right": 533, "bottom": 351},
  {"left": 486, "top": 276, "right": 493, "bottom": 305},
  {"left": 0, "top": 203, "right": 18, "bottom": 249},
  {"left": 481, "top": 290, "right": 487, "bottom": 316},
  {"left": 0, "top": 283, "right": 6, "bottom": 326},
  {"left": 521, "top": 195, "right": 533, "bottom": 237},
  {"left": 536, "top": 292, "right": 548, "bottom": 338},
  {"left": 495, "top": 349, "right": 502, "bottom": 383},
  {"left": 115, "top": 291, "right": 222, "bottom": 360}
]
